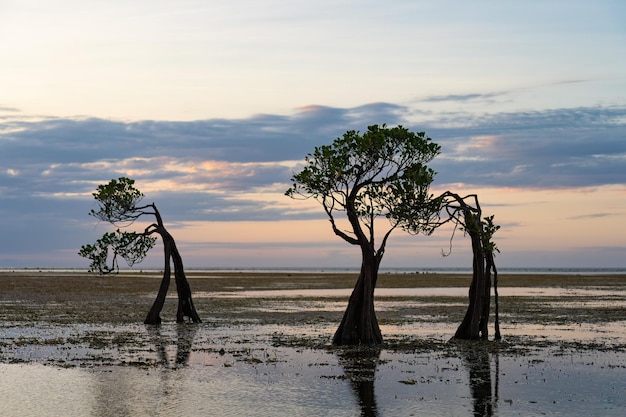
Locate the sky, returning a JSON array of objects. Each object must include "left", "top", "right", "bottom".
[{"left": 1, "top": 0, "right": 625, "bottom": 270}]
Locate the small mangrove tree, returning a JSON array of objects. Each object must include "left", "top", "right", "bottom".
[{"left": 79, "top": 177, "right": 201, "bottom": 325}]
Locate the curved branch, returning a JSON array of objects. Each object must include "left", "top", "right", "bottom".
[{"left": 326, "top": 202, "right": 359, "bottom": 245}]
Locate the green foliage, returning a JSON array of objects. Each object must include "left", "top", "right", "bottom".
[
  {"left": 89, "top": 177, "right": 145, "bottom": 225},
  {"left": 80, "top": 177, "right": 157, "bottom": 275},
  {"left": 481, "top": 215, "right": 501, "bottom": 257},
  {"left": 456, "top": 212, "right": 500, "bottom": 257},
  {"left": 79, "top": 230, "right": 157, "bottom": 274},
  {"left": 285, "top": 124, "right": 441, "bottom": 241}
]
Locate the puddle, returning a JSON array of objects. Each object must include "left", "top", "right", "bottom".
[{"left": 193, "top": 286, "right": 626, "bottom": 299}]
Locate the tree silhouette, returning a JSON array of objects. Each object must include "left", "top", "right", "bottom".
[
  {"left": 79, "top": 177, "right": 201, "bottom": 324},
  {"left": 413, "top": 191, "right": 501, "bottom": 340},
  {"left": 286, "top": 125, "right": 440, "bottom": 345}
]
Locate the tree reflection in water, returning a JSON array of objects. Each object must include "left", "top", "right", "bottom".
[
  {"left": 336, "top": 347, "right": 381, "bottom": 417},
  {"left": 457, "top": 342, "right": 499, "bottom": 417},
  {"left": 146, "top": 324, "right": 197, "bottom": 368}
]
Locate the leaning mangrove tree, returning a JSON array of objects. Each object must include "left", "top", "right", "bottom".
[
  {"left": 79, "top": 177, "right": 201, "bottom": 325},
  {"left": 424, "top": 191, "right": 501, "bottom": 340}
]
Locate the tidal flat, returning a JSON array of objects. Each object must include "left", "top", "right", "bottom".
[{"left": 1, "top": 270, "right": 625, "bottom": 416}]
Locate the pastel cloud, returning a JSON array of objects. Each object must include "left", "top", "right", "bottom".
[{"left": 1, "top": 101, "right": 625, "bottom": 267}]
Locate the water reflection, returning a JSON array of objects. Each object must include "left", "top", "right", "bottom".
[
  {"left": 337, "top": 347, "right": 381, "bottom": 417},
  {"left": 200, "top": 286, "right": 626, "bottom": 299},
  {"left": 147, "top": 324, "right": 197, "bottom": 368},
  {"left": 457, "top": 342, "right": 499, "bottom": 417}
]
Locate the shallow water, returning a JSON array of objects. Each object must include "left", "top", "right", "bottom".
[
  {"left": 1, "top": 319, "right": 625, "bottom": 416},
  {"left": 1, "top": 339, "right": 624, "bottom": 417},
  {"left": 202, "top": 286, "right": 626, "bottom": 299},
  {"left": 1, "top": 283, "right": 625, "bottom": 416}
]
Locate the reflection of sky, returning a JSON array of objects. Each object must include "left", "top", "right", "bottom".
[
  {"left": 1, "top": 346, "right": 624, "bottom": 416},
  {"left": 198, "top": 287, "right": 626, "bottom": 299}
]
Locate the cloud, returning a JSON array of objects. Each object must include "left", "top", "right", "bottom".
[
  {"left": 420, "top": 92, "right": 507, "bottom": 103},
  {"left": 2, "top": 103, "right": 625, "bottom": 198},
  {"left": 427, "top": 105, "right": 626, "bottom": 188},
  {"left": 0, "top": 106, "right": 20, "bottom": 112},
  {"left": 550, "top": 79, "right": 590, "bottom": 86},
  {"left": 0, "top": 103, "right": 410, "bottom": 230},
  {"left": 0, "top": 103, "right": 624, "bottom": 269},
  {"left": 567, "top": 212, "right": 620, "bottom": 220},
  {"left": 1, "top": 102, "right": 625, "bottom": 238}
]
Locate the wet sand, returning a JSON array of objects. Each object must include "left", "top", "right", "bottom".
[
  {"left": 1, "top": 269, "right": 624, "bottom": 327},
  {"left": 1, "top": 270, "right": 625, "bottom": 416}
]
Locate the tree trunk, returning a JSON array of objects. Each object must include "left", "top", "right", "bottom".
[
  {"left": 332, "top": 254, "right": 382, "bottom": 346},
  {"left": 452, "top": 215, "right": 490, "bottom": 340},
  {"left": 170, "top": 239, "right": 201, "bottom": 323},
  {"left": 144, "top": 242, "right": 172, "bottom": 325},
  {"left": 492, "top": 257, "right": 501, "bottom": 340},
  {"left": 144, "top": 219, "right": 201, "bottom": 324}
]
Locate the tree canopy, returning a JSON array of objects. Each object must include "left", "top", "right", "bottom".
[
  {"left": 79, "top": 177, "right": 157, "bottom": 274},
  {"left": 286, "top": 124, "right": 441, "bottom": 250}
]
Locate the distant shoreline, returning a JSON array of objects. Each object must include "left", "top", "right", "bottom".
[
  {"left": 1, "top": 269, "right": 625, "bottom": 293},
  {"left": 2, "top": 266, "right": 626, "bottom": 275}
]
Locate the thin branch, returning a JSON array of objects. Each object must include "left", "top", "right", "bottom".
[
  {"left": 377, "top": 221, "right": 399, "bottom": 259},
  {"left": 324, "top": 198, "right": 359, "bottom": 245}
]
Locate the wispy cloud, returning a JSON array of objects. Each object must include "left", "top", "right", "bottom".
[
  {"left": 420, "top": 92, "right": 507, "bottom": 103},
  {"left": 567, "top": 212, "right": 620, "bottom": 220},
  {"left": 0, "top": 106, "right": 20, "bottom": 112}
]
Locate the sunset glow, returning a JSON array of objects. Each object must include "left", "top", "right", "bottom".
[{"left": 0, "top": 1, "right": 624, "bottom": 268}]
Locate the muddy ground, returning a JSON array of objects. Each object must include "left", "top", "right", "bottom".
[
  {"left": 1, "top": 270, "right": 624, "bottom": 358},
  {"left": 2, "top": 270, "right": 624, "bottom": 416},
  {"left": 1, "top": 270, "right": 624, "bottom": 326}
]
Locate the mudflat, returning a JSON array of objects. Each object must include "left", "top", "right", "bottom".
[
  {"left": 1, "top": 270, "right": 625, "bottom": 416},
  {"left": 1, "top": 269, "right": 625, "bottom": 327}
]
